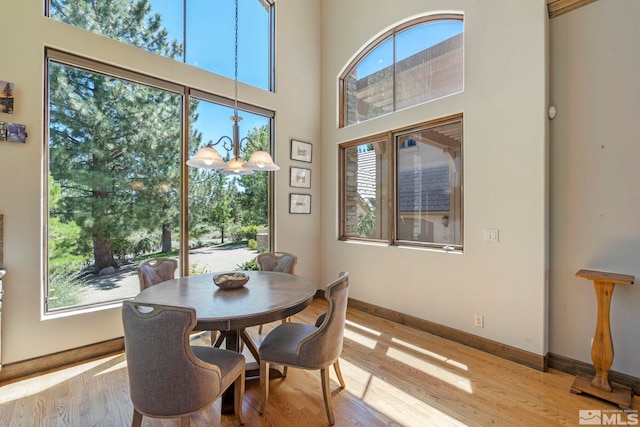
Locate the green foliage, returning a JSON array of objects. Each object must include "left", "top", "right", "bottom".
[
  {"left": 235, "top": 225, "right": 259, "bottom": 241},
  {"left": 236, "top": 257, "right": 258, "bottom": 271},
  {"left": 133, "top": 237, "right": 158, "bottom": 257},
  {"left": 48, "top": 267, "right": 87, "bottom": 309},
  {"left": 48, "top": 175, "right": 92, "bottom": 266},
  {"left": 357, "top": 200, "right": 376, "bottom": 237},
  {"left": 247, "top": 239, "right": 257, "bottom": 250},
  {"left": 189, "top": 261, "right": 210, "bottom": 275},
  {"left": 50, "top": 0, "right": 183, "bottom": 59},
  {"left": 237, "top": 125, "right": 269, "bottom": 226},
  {"left": 111, "top": 237, "right": 132, "bottom": 260}
]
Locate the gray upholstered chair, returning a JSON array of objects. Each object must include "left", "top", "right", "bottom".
[
  {"left": 258, "top": 272, "right": 349, "bottom": 425},
  {"left": 256, "top": 252, "right": 298, "bottom": 334},
  {"left": 256, "top": 251, "right": 297, "bottom": 273},
  {"left": 136, "top": 258, "right": 178, "bottom": 291},
  {"left": 122, "top": 301, "right": 245, "bottom": 426},
  {"left": 137, "top": 258, "right": 215, "bottom": 344}
]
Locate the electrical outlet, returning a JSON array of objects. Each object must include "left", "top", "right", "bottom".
[{"left": 474, "top": 314, "right": 484, "bottom": 328}]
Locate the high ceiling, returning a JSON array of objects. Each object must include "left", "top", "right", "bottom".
[{"left": 546, "top": 0, "right": 599, "bottom": 18}]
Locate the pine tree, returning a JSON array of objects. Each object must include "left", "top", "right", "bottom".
[{"left": 48, "top": 0, "right": 185, "bottom": 272}]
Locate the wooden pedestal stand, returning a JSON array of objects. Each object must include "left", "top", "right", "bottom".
[{"left": 570, "top": 269, "right": 634, "bottom": 408}]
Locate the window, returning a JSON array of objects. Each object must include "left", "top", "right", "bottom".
[
  {"left": 340, "top": 15, "right": 463, "bottom": 127},
  {"left": 340, "top": 135, "right": 390, "bottom": 241},
  {"left": 396, "top": 119, "right": 462, "bottom": 248},
  {"left": 46, "top": 51, "right": 275, "bottom": 313},
  {"left": 187, "top": 91, "right": 273, "bottom": 274},
  {"left": 340, "top": 115, "right": 463, "bottom": 250},
  {"left": 48, "top": 0, "right": 274, "bottom": 91}
]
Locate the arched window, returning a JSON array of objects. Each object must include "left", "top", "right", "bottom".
[{"left": 340, "top": 15, "right": 463, "bottom": 127}]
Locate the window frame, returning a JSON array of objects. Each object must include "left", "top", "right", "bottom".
[
  {"left": 339, "top": 113, "right": 463, "bottom": 251},
  {"left": 339, "top": 13, "right": 463, "bottom": 128},
  {"left": 45, "top": 0, "right": 276, "bottom": 92},
  {"left": 338, "top": 132, "right": 392, "bottom": 244},
  {"left": 44, "top": 49, "right": 276, "bottom": 315}
]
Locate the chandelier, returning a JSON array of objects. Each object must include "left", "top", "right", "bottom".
[{"left": 187, "top": 0, "right": 279, "bottom": 175}]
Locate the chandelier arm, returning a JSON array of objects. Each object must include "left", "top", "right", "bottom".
[
  {"left": 211, "top": 135, "right": 234, "bottom": 153},
  {"left": 240, "top": 136, "right": 259, "bottom": 151}
]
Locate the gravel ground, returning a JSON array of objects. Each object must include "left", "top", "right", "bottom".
[{"left": 79, "top": 245, "right": 258, "bottom": 305}]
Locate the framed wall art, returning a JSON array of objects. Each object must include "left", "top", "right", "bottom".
[
  {"left": 290, "top": 167, "right": 311, "bottom": 188},
  {"left": 289, "top": 193, "right": 311, "bottom": 214},
  {"left": 0, "top": 80, "right": 14, "bottom": 115},
  {"left": 290, "top": 139, "right": 312, "bottom": 163}
]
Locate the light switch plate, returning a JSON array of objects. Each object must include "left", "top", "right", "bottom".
[{"left": 483, "top": 228, "right": 499, "bottom": 242}]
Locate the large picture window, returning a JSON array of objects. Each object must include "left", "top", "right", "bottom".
[
  {"left": 340, "top": 15, "right": 463, "bottom": 127},
  {"left": 48, "top": 0, "right": 274, "bottom": 91},
  {"left": 340, "top": 115, "right": 463, "bottom": 250},
  {"left": 46, "top": 51, "right": 274, "bottom": 313}
]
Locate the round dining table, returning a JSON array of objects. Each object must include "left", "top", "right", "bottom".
[
  {"left": 132, "top": 270, "right": 316, "bottom": 332},
  {"left": 131, "top": 270, "right": 317, "bottom": 414}
]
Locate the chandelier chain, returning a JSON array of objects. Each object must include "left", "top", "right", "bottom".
[{"left": 234, "top": 0, "right": 239, "bottom": 117}]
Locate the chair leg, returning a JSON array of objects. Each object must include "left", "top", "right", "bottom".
[
  {"left": 235, "top": 371, "right": 246, "bottom": 424},
  {"left": 259, "top": 360, "right": 270, "bottom": 414},
  {"left": 213, "top": 331, "right": 226, "bottom": 348},
  {"left": 333, "top": 360, "right": 346, "bottom": 388},
  {"left": 258, "top": 324, "right": 263, "bottom": 334},
  {"left": 321, "top": 367, "right": 335, "bottom": 425},
  {"left": 180, "top": 415, "right": 191, "bottom": 426},
  {"left": 131, "top": 408, "right": 143, "bottom": 427}
]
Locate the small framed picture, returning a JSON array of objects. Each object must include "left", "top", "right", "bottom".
[
  {"left": 0, "top": 80, "right": 15, "bottom": 115},
  {"left": 289, "top": 193, "right": 311, "bottom": 214},
  {"left": 291, "top": 139, "right": 312, "bottom": 163},
  {"left": 290, "top": 167, "right": 311, "bottom": 188},
  {"left": 6, "top": 123, "right": 26, "bottom": 143}
]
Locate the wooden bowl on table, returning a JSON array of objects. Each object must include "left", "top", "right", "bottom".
[{"left": 213, "top": 272, "right": 249, "bottom": 290}]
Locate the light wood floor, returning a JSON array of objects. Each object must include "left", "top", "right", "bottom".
[{"left": 0, "top": 300, "right": 637, "bottom": 426}]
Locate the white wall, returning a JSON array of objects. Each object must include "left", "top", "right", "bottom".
[
  {"left": 320, "top": 0, "right": 549, "bottom": 355},
  {"left": 549, "top": 0, "right": 640, "bottom": 377},
  {"left": 0, "top": 0, "right": 322, "bottom": 364}
]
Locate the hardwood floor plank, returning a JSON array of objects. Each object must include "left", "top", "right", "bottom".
[{"left": 0, "top": 300, "right": 637, "bottom": 426}]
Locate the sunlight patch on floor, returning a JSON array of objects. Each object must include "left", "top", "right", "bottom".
[
  {"left": 345, "top": 319, "right": 382, "bottom": 336},
  {"left": 0, "top": 354, "right": 123, "bottom": 403},
  {"left": 94, "top": 359, "right": 128, "bottom": 376},
  {"left": 339, "top": 358, "right": 469, "bottom": 426},
  {"left": 391, "top": 337, "right": 468, "bottom": 371},
  {"left": 363, "top": 375, "right": 469, "bottom": 426},
  {"left": 344, "top": 328, "right": 378, "bottom": 349},
  {"left": 386, "top": 347, "right": 473, "bottom": 393}
]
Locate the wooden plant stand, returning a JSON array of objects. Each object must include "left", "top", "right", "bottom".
[{"left": 570, "top": 269, "right": 634, "bottom": 408}]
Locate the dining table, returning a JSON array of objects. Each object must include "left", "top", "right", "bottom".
[{"left": 132, "top": 270, "right": 317, "bottom": 413}]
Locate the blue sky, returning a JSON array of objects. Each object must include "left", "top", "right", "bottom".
[
  {"left": 148, "top": 0, "right": 270, "bottom": 153},
  {"left": 149, "top": 0, "right": 269, "bottom": 88},
  {"left": 358, "top": 20, "right": 463, "bottom": 78}
]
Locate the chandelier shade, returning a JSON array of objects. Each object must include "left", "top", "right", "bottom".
[
  {"left": 186, "top": 146, "right": 227, "bottom": 169},
  {"left": 247, "top": 149, "right": 280, "bottom": 171}
]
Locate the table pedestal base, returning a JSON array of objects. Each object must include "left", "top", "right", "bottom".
[
  {"left": 570, "top": 374, "right": 633, "bottom": 409},
  {"left": 219, "top": 329, "right": 286, "bottom": 414}
]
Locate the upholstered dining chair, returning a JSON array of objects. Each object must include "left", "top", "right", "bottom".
[
  {"left": 258, "top": 272, "right": 349, "bottom": 425},
  {"left": 136, "top": 258, "right": 178, "bottom": 291},
  {"left": 137, "top": 258, "right": 215, "bottom": 344},
  {"left": 256, "top": 251, "right": 298, "bottom": 273},
  {"left": 122, "top": 301, "right": 245, "bottom": 426},
  {"left": 256, "top": 252, "right": 298, "bottom": 334}
]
